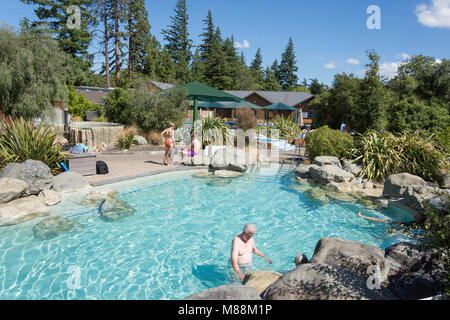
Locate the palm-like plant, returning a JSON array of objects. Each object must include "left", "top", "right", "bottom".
[
  {"left": 0, "top": 117, "right": 67, "bottom": 170},
  {"left": 199, "top": 117, "right": 231, "bottom": 148},
  {"left": 272, "top": 115, "right": 301, "bottom": 142}
]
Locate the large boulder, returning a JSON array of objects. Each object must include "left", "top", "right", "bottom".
[
  {"left": 261, "top": 263, "right": 396, "bottom": 300},
  {"left": 133, "top": 135, "right": 148, "bottom": 145},
  {"left": 310, "top": 237, "right": 390, "bottom": 283},
  {"left": 52, "top": 172, "right": 90, "bottom": 192},
  {"left": 209, "top": 147, "right": 253, "bottom": 172},
  {"left": 384, "top": 242, "right": 424, "bottom": 275},
  {"left": 309, "top": 165, "right": 354, "bottom": 184},
  {"left": 0, "top": 160, "right": 54, "bottom": 196},
  {"left": 0, "top": 196, "right": 49, "bottom": 226},
  {"left": 313, "top": 156, "right": 342, "bottom": 168},
  {"left": 294, "top": 164, "right": 318, "bottom": 179},
  {"left": 38, "top": 189, "right": 62, "bottom": 206},
  {"left": 404, "top": 184, "right": 438, "bottom": 210},
  {"left": 341, "top": 159, "right": 362, "bottom": 177},
  {"left": 33, "top": 215, "right": 77, "bottom": 240},
  {"left": 243, "top": 270, "right": 283, "bottom": 294},
  {"left": 0, "top": 178, "right": 28, "bottom": 204},
  {"left": 383, "top": 173, "right": 428, "bottom": 198},
  {"left": 185, "top": 285, "right": 261, "bottom": 300}
]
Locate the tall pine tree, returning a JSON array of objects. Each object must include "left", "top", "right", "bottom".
[
  {"left": 161, "top": 0, "right": 192, "bottom": 83},
  {"left": 250, "top": 48, "right": 264, "bottom": 89},
  {"left": 278, "top": 38, "right": 299, "bottom": 90}
]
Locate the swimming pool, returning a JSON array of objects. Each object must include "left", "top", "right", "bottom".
[{"left": 0, "top": 166, "right": 415, "bottom": 300}]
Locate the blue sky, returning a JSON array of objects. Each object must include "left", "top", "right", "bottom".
[{"left": 1, "top": 0, "right": 449, "bottom": 85}]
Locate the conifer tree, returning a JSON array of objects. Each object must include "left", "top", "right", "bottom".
[
  {"left": 278, "top": 38, "right": 299, "bottom": 90},
  {"left": 250, "top": 48, "right": 264, "bottom": 88},
  {"left": 263, "top": 66, "right": 282, "bottom": 91},
  {"left": 162, "top": 0, "right": 192, "bottom": 83}
]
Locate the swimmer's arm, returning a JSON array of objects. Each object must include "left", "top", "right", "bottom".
[
  {"left": 231, "top": 238, "right": 244, "bottom": 281},
  {"left": 252, "top": 240, "right": 272, "bottom": 264},
  {"left": 358, "top": 211, "right": 389, "bottom": 223}
]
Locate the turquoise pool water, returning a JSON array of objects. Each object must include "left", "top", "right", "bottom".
[{"left": 0, "top": 166, "right": 415, "bottom": 300}]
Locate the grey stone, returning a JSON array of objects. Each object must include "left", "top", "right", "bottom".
[
  {"left": 133, "top": 135, "right": 148, "bottom": 145},
  {"left": 383, "top": 173, "right": 428, "bottom": 198},
  {"left": 0, "top": 178, "right": 28, "bottom": 204},
  {"left": 342, "top": 159, "right": 363, "bottom": 177},
  {"left": 294, "top": 164, "right": 317, "bottom": 179},
  {"left": 185, "top": 285, "right": 262, "bottom": 300},
  {"left": 0, "top": 160, "right": 54, "bottom": 196},
  {"left": 294, "top": 254, "right": 309, "bottom": 266},
  {"left": 0, "top": 196, "right": 49, "bottom": 226},
  {"left": 313, "top": 156, "right": 342, "bottom": 168},
  {"left": 98, "top": 198, "right": 135, "bottom": 222},
  {"left": 384, "top": 242, "right": 423, "bottom": 274},
  {"left": 52, "top": 172, "right": 90, "bottom": 192},
  {"left": 443, "top": 173, "right": 450, "bottom": 189},
  {"left": 309, "top": 165, "right": 354, "bottom": 184},
  {"left": 261, "top": 263, "right": 396, "bottom": 300},
  {"left": 310, "top": 237, "right": 390, "bottom": 283},
  {"left": 33, "top": 216, "right": 77, "bottom": 240},
  {"left": 243, "top": 271, "right": 283, "bottom": 294},
  {"left": 390, "top": 271, "right": 445, "bottom": 300},
  {"left": 38, "top": 189, "right": 62, "bottom": 206}
]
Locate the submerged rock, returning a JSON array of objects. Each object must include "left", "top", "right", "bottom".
[
  {"left": 0, "top": 196, "right": 49, "bottom": 226},
  {"left": 213, "top": 170, "right": 243, "bottom": 178},
  {"left": 207, "top": 178, "right": 232, "bottom": 187},
  {"left": 98, "top": 198, "right": 135, "bottom": 222},
  {"left": 38, "top": 189, "right": 62, "bottom": 206},
  {"left": 191, "top": 172, "right": 213, "bottom": 179},
  {"left": 33, "top": 216, "right": 77, "bottom": 240}
]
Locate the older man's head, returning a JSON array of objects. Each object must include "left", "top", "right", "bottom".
[{"left": 243, "top": 223, "right": 256, "bottom": 235}]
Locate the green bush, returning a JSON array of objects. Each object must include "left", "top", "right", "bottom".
[
  {"left": 305, "top": 126, "right": 354, "bottom": 160},
  {"left": 116, "top": 134, "right": 137, "bottom": 150},
  {"left": 104, "top": 88, "right": 134, "bottom": 125},
  {"left": 351, "top": 130, "right": 448, "bottom": 183},
  {"left": 68, "top": 85, "right": 103, "bottom": 119},
  {"left": 0, "top": 117, "right": 67, "bottom": 170}
]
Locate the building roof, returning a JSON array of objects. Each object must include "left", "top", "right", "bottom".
[
  {"left": 225, "top": 90, "right": 314, "bottom": 108},
  {"left": 75, "top": 86, "right": 115, "bottom": 105}
]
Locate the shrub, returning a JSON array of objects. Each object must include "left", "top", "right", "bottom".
[
  {"left": 351, "top": 130, "right": 404, "bottom": 182},
  {"left": 351, "top": 130, "right": 448, "bottom": 183},
  {"left": 306, "top": 126, "right": 354, "bottom": 160},
  {"left": 273, "top": 115, "right": 301, "bottom": 142},
  {"left": 116, "top": 134, "right": 137, "bottom": 150},
  {"left": 146, "top": 130, "right": 161, "bottom": 145},
  {"left": 0, "top": 117, "right": 67, "bottom": 170},
  {"left": 236, "top": 107, "right": 257, "bottom": 131},
  {"left": 199, "top": 117, "right": 231, "bottom": 148},
  {"left": 104, "top": 88, "right": 134, "bottom": 125}
]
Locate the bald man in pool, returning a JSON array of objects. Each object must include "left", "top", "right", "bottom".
[{"left": 230, "top": 223, "right": 272, "bottom": 282}]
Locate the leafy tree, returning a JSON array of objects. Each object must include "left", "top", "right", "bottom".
[
  {"left": 162, "top": 0, "right": 192, "bottom": 83},
  {"left": 278, "top": 38, "right": 299, "bottom": 90},
  {"left": 0, "top": 27, "right": 69, "bottom": 119},
  {"left": 387, "top": 97, "right": 449, "bottom": 136},
  {"left": 67, "top": 85, "right": 102, "bottom": 118},
  {"left": 103, "top": 88, "right": 134, "bottom": 124}
]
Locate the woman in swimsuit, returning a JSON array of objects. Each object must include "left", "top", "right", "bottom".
[{"left": 161, "top": 122, "right": 175, "bottom": 166}]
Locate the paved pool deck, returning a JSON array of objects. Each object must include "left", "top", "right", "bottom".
[{"left": 84, "top": 148, "right": 306, "bottom": 186}]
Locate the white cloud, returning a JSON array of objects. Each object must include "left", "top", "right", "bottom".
[
  {"left": 346, "top": 58, "right": 360, "bottom": 65},
  {"left": 416, "top": 0, "right": 450, "bottom": 28},
  {"left": 379, "top": 61, "right": 405, "bottom": 79},
  {"left": 395, "top": 53, "right": 411, "bottom": 60},
  {"left": 436, "top": 58, "right": 442, "bottom": 64},
  {"left": 234, "top": 39, "right": 250, "bottom": 49},
  {"left": 324, "top": 62, "right": 337, "bottom": 69}
]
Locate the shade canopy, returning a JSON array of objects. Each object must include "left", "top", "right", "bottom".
[
  {"left": 217, "top": 101, "right": 263, "bottom": 109},
  {"left": 176, "top": 81, "right": 243, "bottom": 102},
  {"left": 263, "top": 102, "right": 299, "bottom": 111},
  {"left": 198, "top": 101, "right": 226, "bottom": 108}
]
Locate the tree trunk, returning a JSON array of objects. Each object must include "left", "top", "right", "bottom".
[
  {"left": 114, "top": 0, "right": 121, "bottom": 87},
  {"left": 104, "top": 4, "right": 110, "bottom": 88}
]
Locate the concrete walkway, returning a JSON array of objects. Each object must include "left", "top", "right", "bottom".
[{"left": 84, "top": 148, "right": 304, "bottom": 186}]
